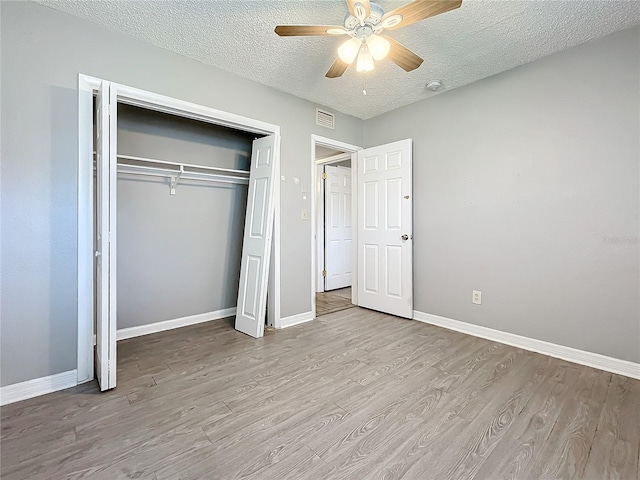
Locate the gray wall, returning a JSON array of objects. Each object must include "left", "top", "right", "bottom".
[
  {"left": 116, "top": 105, "right": 253, "bottom": 329},
  {"left": 365, "top": 26, "right": 640, "bottom": 363},
  {"left": 0, "top": 1, "right": 363, "bottom": 386}
]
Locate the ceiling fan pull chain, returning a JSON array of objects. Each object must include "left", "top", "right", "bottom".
[{"left": 363, "top": 75, "right": 367, "bottom": 96}]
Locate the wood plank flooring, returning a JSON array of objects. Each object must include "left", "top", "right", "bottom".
[
  {"left": 2, "top": 307, "right": 639, "bottom": 479},
  {"left": 316, "top": 287, "right": 355, "bottom": 316}
]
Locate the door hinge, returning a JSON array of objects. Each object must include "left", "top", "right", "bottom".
[
  {"left": 322, "top": 172, "right": 327, "bottom": 180},
  {"left": 322, "top": 270, "right": 327, "bottom": 277}
]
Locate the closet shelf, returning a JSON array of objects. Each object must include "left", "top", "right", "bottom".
[{"left": 115, "top": 153, "right": 249, "bottom": 194}]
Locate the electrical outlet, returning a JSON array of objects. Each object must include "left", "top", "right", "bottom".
[{"left": 472, "top": 290, "right": 482, "bottom": 305}]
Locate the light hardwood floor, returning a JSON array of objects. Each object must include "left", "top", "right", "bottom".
[
  {"left": 316, "top": 287, "right": 355, "bottom": 317},
  {"left": 2, "top": 308, "right": 639, "bottom": 479}
]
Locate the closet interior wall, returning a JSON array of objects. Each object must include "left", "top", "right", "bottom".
[{"left": 95, "top": 103, "right": 256, "bottom": 331}]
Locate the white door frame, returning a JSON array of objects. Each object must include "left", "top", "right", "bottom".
[
  {"left": 77, "top": 74, "right": 282, "bottom": 384},
  {"left": 310, "top": 135, "right": 361, "bottom": 319},
  {"left": 316, "top": 152, "right": 351, "bottom": 293}
]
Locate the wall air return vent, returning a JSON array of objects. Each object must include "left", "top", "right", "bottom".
[{"left": 316, "top": 109, "right": 335, "bottom": 129}]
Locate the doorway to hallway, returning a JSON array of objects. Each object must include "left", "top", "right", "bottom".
[{"left": 316, "top": 287, "right": 356, "bottom": 317}]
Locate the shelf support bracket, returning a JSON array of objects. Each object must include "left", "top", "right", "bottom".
[{"left": 169, "top": 165, "right": 184, "bottom": 195}]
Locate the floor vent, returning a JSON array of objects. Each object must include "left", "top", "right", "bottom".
[{"left": 316, "top": 109, "right": 335, "bottom": 129}]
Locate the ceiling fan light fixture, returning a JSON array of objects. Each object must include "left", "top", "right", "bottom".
[
  {"left": 338, "top": 37, "right": 362, "bottom": 64},
  {"left": 356, "top": 44, "right": 374, "bottom": 72},
  {"left": 366, "top": 34, "right": 390, "bottom": 61}
]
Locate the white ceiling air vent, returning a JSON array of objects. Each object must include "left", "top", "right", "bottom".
[{"left": 316, "top": 109, "right": 335, "bottom": 129}]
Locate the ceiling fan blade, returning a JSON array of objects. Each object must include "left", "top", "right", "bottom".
[
  {"left": 274, "top": 25, "right": 346, "bottom": 36},
  {"left": 381, "top": 0, "right": 462, "bottom": 30},
  {"left": 384, "top": 36, "right": 424, "bottom": 72},
  {"left": 326, "top": 58, "right": 350, "bottom": 78},
  {"left": 346, "top": 0, "right": 371, "bottom": 21}
]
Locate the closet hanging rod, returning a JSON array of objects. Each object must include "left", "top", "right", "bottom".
[
  {"left": 94, "top": 160, "right": 250, "bottom": 184},
  {"left": 117, "top": 154, "right": 249, "bottom": 177},
  {"left": 117, "top": 163, "right": 249, "bottom": 183},
  {"left": 118, "top": 163, "right": 248, "bottom": 184},
  {"left": 117, "top": 168, "right": 249, "bottom": 186}
]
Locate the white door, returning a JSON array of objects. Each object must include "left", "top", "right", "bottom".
[
  {"left": 324, "top": 165, "right": 353, "bottom": 290},
  {"left": 357, "top": 139, "right": 413, "bottom": 318},
  {"left": 235, "top": 135, "right": 278, "bottom": 338},
  {"left": 95, "top": 81, "right": 117, "bottom": 390}
]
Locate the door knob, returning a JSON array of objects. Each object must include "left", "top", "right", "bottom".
[{"left": 401, "top": 234, "right": 409, "bottom": 241}]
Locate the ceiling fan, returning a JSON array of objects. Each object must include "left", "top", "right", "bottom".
[{"left": 274, "top": 0, "right": 462, "bottom": 78}]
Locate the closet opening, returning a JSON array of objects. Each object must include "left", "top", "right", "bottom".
[
  {"left": 91, "top": 100, "right": 268, "bottom": 379},
  {"left": 78, "top": 76, "right": 282, "bottom": 389},
  {"left": 114, "top": 102, "right": 256, "bottom": 314}
]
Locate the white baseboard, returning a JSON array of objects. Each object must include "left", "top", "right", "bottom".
[
  {"left": 413, "top": 311, "right": 640, "bottom": 380},
  {"left": 117, "top": 308, "right": 236, "bottom": 341},
  {"left": 280, "top": 311, "right": 314, "bottom": 329},
  {"left": 0, "top": 369, "right": 78, "bottom": 406}
]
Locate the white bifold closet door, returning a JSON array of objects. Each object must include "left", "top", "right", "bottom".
[
  {"left": 357, "top": 139, "right": 413, "bottom": 319},
  {"left": 235, "top": 135, "right": 277, "bottom": 338},
  {"left": 95, "top": 80, "right": 117, "bottom": 391},
  {"left": 324, "top": 165, "right": 353, "bottom": 291}
]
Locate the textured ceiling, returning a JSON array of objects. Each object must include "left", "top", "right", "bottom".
[{"left": 36, "top": 0, "right": 640, "bottom": 119}]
